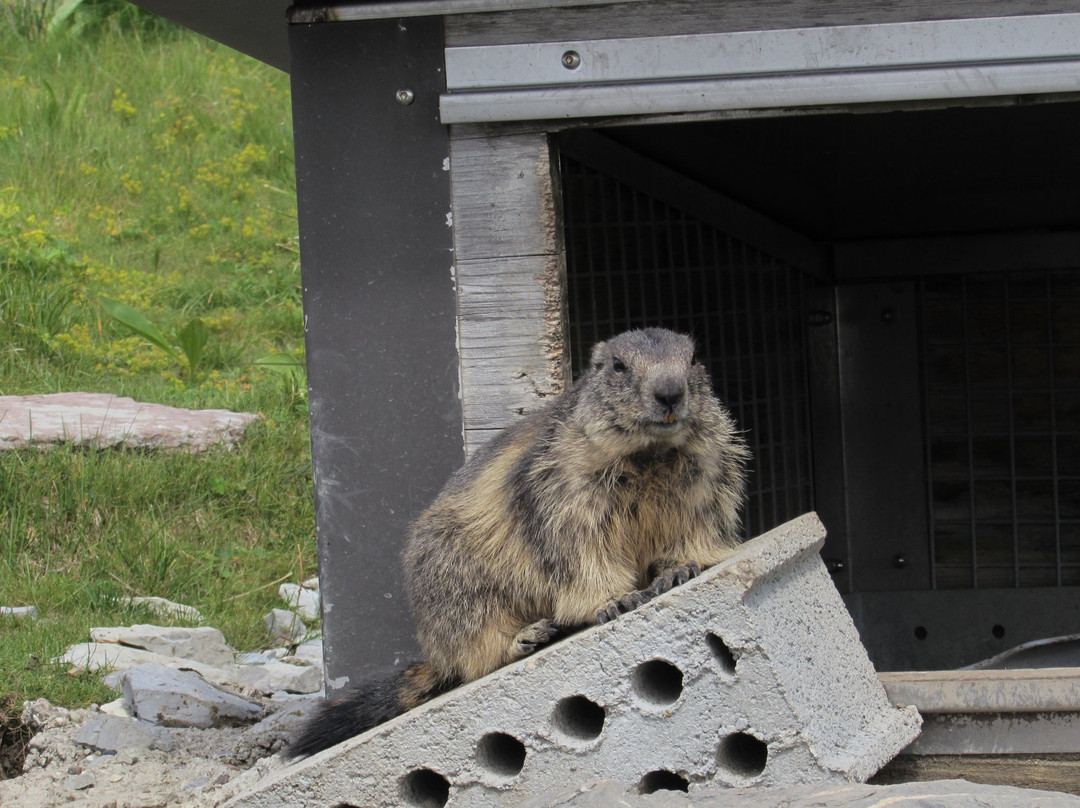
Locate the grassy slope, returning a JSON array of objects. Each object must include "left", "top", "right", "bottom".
[{"left": 0, "top": 8, "right": 315, "bottom": 709}]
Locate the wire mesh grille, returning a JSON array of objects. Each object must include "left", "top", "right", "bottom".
[
  {"left": 920, "top": 270, "right": 1080, "bottom": 589},
  {"left": 560, "top": 155, "right": 815, "bottom": 538}
]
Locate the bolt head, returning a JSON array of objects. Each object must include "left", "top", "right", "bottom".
[
  {"left": 395, "top": 89, "right": 415, "bottom": 106},
  {"left": 562, "top": 50, "right": 582, "bottom": 70}
]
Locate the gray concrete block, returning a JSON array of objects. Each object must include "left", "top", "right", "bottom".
[{"left": 226, "top": 513, "right": 921, "bottom": 808}]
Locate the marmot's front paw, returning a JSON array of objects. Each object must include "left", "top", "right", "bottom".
[
  {"left": 595, "top": 589, "right": 654, "bottom": 624},
  {"left": 645, "top": 561, "right": 701, "bottom": 598},
  {"left": 512, "top": 618, "right": 560, "bottom": 657}
]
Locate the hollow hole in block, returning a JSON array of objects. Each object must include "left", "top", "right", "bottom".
[
  {"left": 400, "top": 767, "right": 450, "bottom": 808},
  {"left": 914, "top": 625, "right": 928, "bottom": 640},
  {"left": 637, "top": 770, "right": 689, "bottom": 794},
  {"left": 476, "top": 731, "right": 526, "bottom": 777},
  {"left": 550, "top": 695, "right": 605, "bottom": 741},
  {"left": 716, "top": 731, "right": 768, "bottom": 778},
  {"left": 706, "top": 632, "right": 737, "bottom": 674},
  {"left": 992, "top": 624, "right": 1005, "bottom": 639},
  {"left": 631, "top": 659, "right": 684, "bottom": 705}
]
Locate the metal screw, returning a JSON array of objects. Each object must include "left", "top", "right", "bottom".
[
  {"left": 892, "top": 553, "right": 908, "bottom": 569},
  {"left": 395, "top": 89, "right": 415, "bottom": 106},
  {"left": 561, "top": 50, "right": 582, "bottom": 70},
  {"left": 808, "top": 310, "right": 833, "bottom": 327},
  {"left": 881, "top": 308, "right": 896, "bottom": 323}
]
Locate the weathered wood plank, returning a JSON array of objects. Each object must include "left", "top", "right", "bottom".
[
  {"left": 449, "top": 132, "right": 560, "bottom": 261},
  {"left": 450, "top": 129, "right": 568, "bottom": 453},
  {"left": 445, "top": 0, "right": 1080, "bottom": 47},
  {"left": 458, "top": 254, "right": 569, "bottom": 437}
]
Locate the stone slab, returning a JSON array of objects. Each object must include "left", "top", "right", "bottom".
[
  {"left": 74, "top": 713, "right": 175, "bottom": 754},
  {"left": 226, "top": 513, "right": 922, "bottom": 808},
  {"left": 121, "top": 664, "right": 263, "bottom": 728},
  {"left": 522, "top": 778, "right": 1080, "bottom": 808},
  {"left": 59, "top": 639, "right": 323, "bottom": 696},
  {"left": 90, "top": 625, "right": 235, "bottom": 668},
  {"left": 0, "top": 392, "right": 257, "bottom": 452}
]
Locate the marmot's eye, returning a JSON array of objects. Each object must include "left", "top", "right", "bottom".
[{"left": 612, "top": 356, "right": 627, "bottom": 372}]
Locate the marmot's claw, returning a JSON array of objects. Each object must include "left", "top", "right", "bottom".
[
  {"left": 674, "top": 561, "right": 701, "bottom": 586},
  {"left": 597, "top": 588, "right": 653, "bottom": 624},
  {"left": 646, "top": 561, "right": 702, "bottom": 598},
  {"left": 513, "top": 618, "right": 560, "bottom": 655},
  {"left": 595, "top": 603, "right": 620, "bottom": 624}
]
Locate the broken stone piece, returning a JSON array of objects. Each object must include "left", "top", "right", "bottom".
[
  {"left": 75, "top": 713, "right": 175, "bottom": 753},
  {"left": 121, "top": 664, "right": 262, "bottom": 728},
  {"left": 230, "top": 658, "right": 323, "bottom": 695},
  {"left": 0, "top": 392, "right": 258, "bottom": 452},
  {"left": 0, "top": 605, "right": 38, "bottom": 620},
  {"left": 123, "top": 596, "right": 204, "bottom": 623},
  {"left": 263, "top": 609, "right": 306, "bottom": 645},
  {"left": 89, "top": 625, "right": 235, "bottom": 668},
  {"left": 278, "top": 583, "right": 320, "bottom": 621}
]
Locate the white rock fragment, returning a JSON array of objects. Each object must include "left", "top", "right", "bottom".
[
  {"left": 0, "top": 392, "right": 258, "bottom": 452},
  {"left": 89, "top": 624, "right": 235, "bottom": 667},
  {"left": 301, "top": 576, "right": 319, "bottom": 591},
  {"left": 123, "top": 596, "right": 204, "bottom": 623},
  {"left": 278, "top": 583, "right": 320, "bottom": 621},
  {"left": 0, "top": 605, "right": 38, "bottom": 620},
  {"left": 286, "top": 638, "right": 324, "bottom": 666},
  {"left": 263, "top": 608, "right": 306, "bottom": 645},
  {"left": 99, "top": 697, "right": 134, "bottom": 719},
  {"left": 231, "top": 658, "right": 323, "bottom": 695}
]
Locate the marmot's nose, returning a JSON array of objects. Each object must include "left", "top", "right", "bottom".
[{"left": 654, "top": 384, "right": 685, "bottom": 413}]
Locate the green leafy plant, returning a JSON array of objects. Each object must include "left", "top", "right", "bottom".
[{"left": 100, "top": 296, "right": 208, "bottom": 378}]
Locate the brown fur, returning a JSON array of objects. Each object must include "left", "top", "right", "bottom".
[{"left": 288, "top": 328, "right": 748, "bottom": 757}]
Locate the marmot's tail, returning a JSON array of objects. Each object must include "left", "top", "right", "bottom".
[{"left": 286, "top": 662, "right": 457, "bottom": 758}]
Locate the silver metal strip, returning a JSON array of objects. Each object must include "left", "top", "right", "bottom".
[
  {"left": 440, "top": 59, "right": 1080, "bottom": 124},
  {"left": 288, "top": 0, "right": 646, "bottom": 24},
  {"left": 445, "top": 13, "right": 1080, "bottom": 91}
]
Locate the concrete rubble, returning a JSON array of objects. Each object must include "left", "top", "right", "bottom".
[
  {"left": 0, "top": 392, "right": 258, "bottom": 452},
  {"left": 0, "top": 584, "right": 326, "bottom": 806}
]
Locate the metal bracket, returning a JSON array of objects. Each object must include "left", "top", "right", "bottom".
[{"left": 441, "top": 13, "right": 1080, "bottom": 123}]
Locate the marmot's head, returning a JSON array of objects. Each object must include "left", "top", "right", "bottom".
[{"left": 576, "top": 328, "right": 715, "bottom": 452}]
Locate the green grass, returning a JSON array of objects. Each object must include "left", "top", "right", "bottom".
[{"left": 0, "top": 3, "right": 315, "bottom": 712}]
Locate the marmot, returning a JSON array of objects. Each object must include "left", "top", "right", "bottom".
[{"left": 288, "top": 328, "right": 748, "bottom": 757}]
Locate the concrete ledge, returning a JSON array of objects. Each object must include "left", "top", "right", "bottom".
[
  {"left": 881, "top": 669, "right": 1080, "bottom": 756},
  {"left": 881, "top": 668, "right": 1080, "bottom": 715},
  {"left": 227, "top": 513, "right": 921, "bottom": 807}
]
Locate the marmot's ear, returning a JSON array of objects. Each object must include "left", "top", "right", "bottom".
[{"left": 588, "top": 341, "right": 608, "bottom": 370}]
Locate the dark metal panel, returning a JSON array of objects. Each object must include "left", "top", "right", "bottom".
[
  {"left": 129, "top": 1, "right": 291, "bottom": 71},
  {"left": 805, "top": 285, "right": 850, "bottom": 591},
  {"left": 846, "top": 587, "right": 1080, "bottom": 671},
  {"left": 289, "top": 18, "right": 463, "bottom": 691},
  {"left": 837, "top": 283, "right": 931, "bottom": 591}
]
